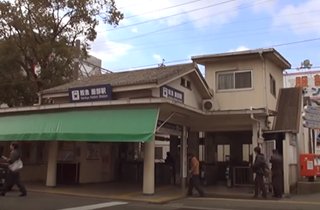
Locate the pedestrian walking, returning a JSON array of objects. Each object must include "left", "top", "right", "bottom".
[
  {"left": 270, "top": 149, "right": 283, "bottom": 198},
  {"left": 252, "top": 146, "right": 267, "bottom": 199},
  {"left": 0, "top": 142, "right": 27, "bottom": 197},
  {"left": 187, "top": 152, "right": 205, "bottom": 197}
]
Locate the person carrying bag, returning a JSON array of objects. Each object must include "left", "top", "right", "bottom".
[
  {"left": 9, "top": 158, "right": 23, "bottom": 172},
  {"left": 1, "top": 142, "right": 27, "bottom": 197}
]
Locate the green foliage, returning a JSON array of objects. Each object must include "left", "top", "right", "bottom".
[{"left": 0, "top": 0, "right": 123, "bottom": 106}]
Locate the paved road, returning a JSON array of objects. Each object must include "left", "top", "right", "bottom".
[{"left": 1, "top": 192, "right": 320, "bottom": 210}]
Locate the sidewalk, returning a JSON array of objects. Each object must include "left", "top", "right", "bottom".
[
  {"left": 26, "top": 182, "right": 185, "bottom": 204},
  {"left": 25, "top": 182, "right": 320, "bottom": 204}
]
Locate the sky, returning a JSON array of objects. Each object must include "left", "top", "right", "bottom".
[{"left": 88, "top": 0, "right": 320, "bottom": 73}]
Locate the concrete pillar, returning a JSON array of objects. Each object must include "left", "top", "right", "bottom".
[
  {"left": 180, "top": 126, "right": 188, "bottom": 190},
  {"left": 143, "top": 138, "right": 155, "bottom": 195},
  {"left": 283, "top": 133, "right": 290, "bottom": 194},
  {"left": 46, "top": 141, "right": 58, "bottom": 187}
]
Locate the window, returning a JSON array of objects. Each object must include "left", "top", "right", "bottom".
[
  {"left": 242, "top": 144, "right": 253, "bottom": 162},
  {"left": 314, "top": 74, "right": 320, "bottom": 86},
  {"left": 186, "top": 80, "right": 192, "bottom": 90},
  {"left": 295, "top": 76, "right": 308, "bottom": 87},
  {"left": 217, "top": 144, "right": 230, "bottom": 162},
  {"left": 270, "top": 74, "right": 276, "bottom": 97},
  {"left": 180, "top": 78, "right": 186, "bottom": 86},
  {"left": 217, "top": 70, "right": 252, "bottom": 90},
  {"left": 21, "top": 142, "right": 46, "bottom": 164},
  {"left": 155, "top": 147, "right": 163, "bottom": 160},
  {"left": 180, "top": 77, "right": 192, "bottom": 90}
]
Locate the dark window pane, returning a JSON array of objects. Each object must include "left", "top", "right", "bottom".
[{"left": 235, "top": 71, "right": 251, "bottom": 88}]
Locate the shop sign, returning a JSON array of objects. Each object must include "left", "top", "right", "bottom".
[
  {"left": 303, "top": 105, "right": 320, "bottom": 129},
  {"left": 69, "top": 84, "right": 112, "bottom": 102},
  {"left": 160, "top": 85, "right": 184, "bottom": 103}
]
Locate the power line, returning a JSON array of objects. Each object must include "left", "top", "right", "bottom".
[
  {"left": 106, "top": 0, "right": 237, "bottom": 31},
  {"left": 109, "top": 37, "right": 320, "bottom": 72},
  {"left": 94, "top": 0, "right": 274, "bottom": 43},
  {"left": 272, "top": 37, "right": 320, "bottom": 48},
  {"left": 124, "top": 0, "right": 205, "bottom": 19},
  {"left": 92, "top": 16, "right": 320, "bottom": 53}
]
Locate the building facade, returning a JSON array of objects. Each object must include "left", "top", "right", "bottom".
[{"left": 0, "top": 48, "right": 303, "bottom": 195}]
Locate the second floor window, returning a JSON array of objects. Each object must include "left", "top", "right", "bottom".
[
  {"left": 217, "top": 70, "right": 252, "bottom": 90},
  {"left": 270, "top": 74, "right": 276, "bottom": 97}
]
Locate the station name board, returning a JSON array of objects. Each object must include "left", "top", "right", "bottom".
[
  {"left": 69, "top": 84, "right": 112, "bottom": 102},
  {"left": 160, "top": 85, "right": 184, "bottom": 103}
]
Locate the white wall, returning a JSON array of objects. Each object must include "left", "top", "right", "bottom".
[
  {"left": 153, "top": 73, "right": 205, "bottom": 109},
  {"left": 205, "top": 59, "right": 266, "bottom": 110},
  {"left": 266, "top": 59, "right": 284, "bottom": 111},
  {"left": 204, "top": 57, "right": 283, "bottom": 111}
]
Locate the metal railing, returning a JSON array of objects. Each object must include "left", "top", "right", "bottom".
[{"left": 233, "top": 166, "right": 254, "bottom": 187}]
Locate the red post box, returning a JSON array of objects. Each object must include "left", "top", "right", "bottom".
[
  {"left": 300, "top": 154, "right": 317, "bottom": 177},
  {"left": 315, "top": 155, "right": 320, "bottom": 176}
]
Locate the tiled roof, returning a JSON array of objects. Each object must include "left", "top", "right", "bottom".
[{"left": 41, "top": 63, "right": 197, "bottom": 94}]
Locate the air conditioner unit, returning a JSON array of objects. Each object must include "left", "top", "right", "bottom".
[{"left": 202, "top": 99, "right": 215, "bottom": 111}]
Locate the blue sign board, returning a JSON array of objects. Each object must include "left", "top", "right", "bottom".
[
  {"left": 160, "top": 85, "right": 184, "bottom": 103},
  {"left": 69, "top": 84, "right": 112, "bottom": 102}
]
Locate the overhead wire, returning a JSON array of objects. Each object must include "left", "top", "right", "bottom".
[
  {"left": 109, "top": 37, "right": 320, "bottom": 72},
  {"left": 106, "top": 0, "right": 238, "bottom": 31},
  {"left": 124, "top": 0, "right": 205, "bottom": 19},
  {"left": 93, "top": 0, "right": 274, "bottom": 43},
  {"left": 91, "top": 5, "right": 320, "bottom": 52}
]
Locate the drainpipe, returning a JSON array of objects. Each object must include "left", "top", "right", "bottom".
[
  {"left": 259, "top": 51, "right": 269, "bottom": 117},
  {"left": 250, "top": 106, "right": 262, "bottom": 141}
]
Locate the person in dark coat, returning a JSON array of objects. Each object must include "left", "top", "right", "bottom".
[
  {"left": 252, "top": 146, "right": 267, "bottom": 199},
  {"left": 270, "top": 149, "right": 283, "bottom": 198},
  {"left": 1, "top": 142, "right": 27, "bottom": 197},
  {"left": 165, "top": 152, "right": 176, "bottom": 184}
]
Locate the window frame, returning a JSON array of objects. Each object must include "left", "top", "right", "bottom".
[
  {"left": 269, "top": 73, "right": 276, "bottom": 97},
  {"left": 216, "top": 69, "right": 253, "bottom": 91}
]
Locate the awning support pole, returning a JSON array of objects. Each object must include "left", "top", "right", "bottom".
[
  {"left": 180, "top": 126, "right": 188, "bottom": 190},
  {"left": 156, "top": 112, "right": 175, "bottom": 132},
  {"left": 46, "top": 141, "right": 58, "bottom": 187},
  {"left": 143, "top": 137, "right": 155, "bottom": 195}
]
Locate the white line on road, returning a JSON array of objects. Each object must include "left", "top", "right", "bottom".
[
  {"left": 57, "top": 201, "right": 128, "bottom": 210},
  {"left": 167, "top": 203, "right": 236, "bottom": 210}
]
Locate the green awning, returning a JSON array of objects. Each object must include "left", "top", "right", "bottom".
[{"left": 0, "top": 108, "right": 159, "bottom": 142}]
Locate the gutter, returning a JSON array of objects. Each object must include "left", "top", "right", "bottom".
[
  {"left": 259, "top": 51, "right": 269, "bottom": 117},
  {"left": 250, "top": 106, "right": 263, "bottom": 140}
]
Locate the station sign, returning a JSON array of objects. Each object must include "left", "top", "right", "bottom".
[
  {"left": 69, "top": 84, "right": 112, "bottom": 103},
  {"left": 160, "top": 85, "right": 184, "bottom": 103}
]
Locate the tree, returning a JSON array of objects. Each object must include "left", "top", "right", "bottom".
[{"left": 0, "top": 0, "right": 123, "bottom": 106}]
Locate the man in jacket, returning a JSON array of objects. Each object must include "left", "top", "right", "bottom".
[{"left": 252, "top": 146, "right": 267, "bottom": 199}]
